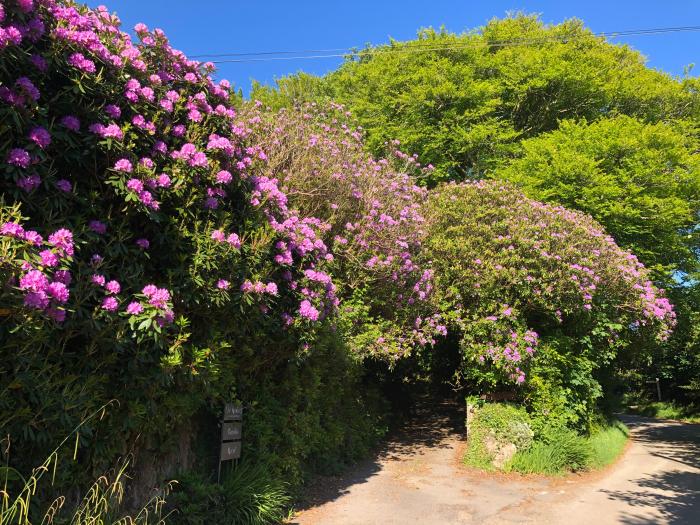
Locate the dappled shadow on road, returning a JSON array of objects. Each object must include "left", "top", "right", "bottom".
[
  {"left": 378, "top": 399, "right": 465, "bottom": 461},
  {"left": 605, "top": 416, "right": 700, "bottom": 524},
  {"left": 623, "top": 416, "right": 700, "bottom": 470},
  {"left": 291, "top": 398, "right": 464, "bottom": 517},
  {"left": 603, "top": 470, "right": 700, "bottom": 525}
]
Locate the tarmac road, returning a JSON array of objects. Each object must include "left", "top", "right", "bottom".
[{"left": 291, "top": 407, "right": 700, "bottom": 525}]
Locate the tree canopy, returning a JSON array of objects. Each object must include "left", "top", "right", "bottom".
[
  {"left": 257, "top": 15, "right": 699, "bottom": 184},
  {"left": 496, "top": 116, "right": 700, "bottom": 281}
]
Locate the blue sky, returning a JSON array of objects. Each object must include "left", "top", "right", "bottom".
[{"left": 88, "top": 1, "right": 699, "bottom": 95}]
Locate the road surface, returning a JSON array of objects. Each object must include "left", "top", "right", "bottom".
[{"left": 291, "top": 405, "right": 700, "bottom": 525}]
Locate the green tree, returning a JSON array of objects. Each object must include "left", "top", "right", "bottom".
[
  {"left": 257, "top": 15, "right": 699, "bottom": 183},
  {"left": 496, "top": 116, "right": 700, "bottom": 281}
]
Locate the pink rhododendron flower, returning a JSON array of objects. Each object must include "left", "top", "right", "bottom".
[
  {"left": 24, "top": 291, "right": 49, "bottom": 310},
  {"left": 19, "top": 269, "right": 48, "bottom": 292},
  {"left": 17, "top": 175, "right": 41, "bottom": 192},
  {"left": 17, "top": 0, "right": 35, "bottom": 13},
  {"left": 54, "top": 270, "right": 71, "bottom": 285},
  {"left": 126, "top": 178, "right": 144, "bottom": 193},
  {"left": 101, "top": 296, "right": 118, "bottom": 311},
  {"left": 114, "top": 158, "right": 132, "bottom": 172},
  {"left": 68, "top": 52, "right": 96, "bottom": 73},
  {"left": 154, "top": 173, "right": 170, "bottom": 188},
  {"left": 48, "top": 229, "right": 73, "bottom": 256},
  {"left": 47, "top": 307, "right": 66, "bottom": 322},
  {"left": 298, "top": 299, "right": 320, "bottom": 321},
  {"left": 1, "top": 222, "right": 24, "bottom": 238},
  {"left": 89, "top": 220, "right": 107, "bottom": 234},
  {"left": 39, "top": 249, "right": 59, "bottom": 267},
  {"left": 104, "top": 104, "right": 121, "bottom": 118},
  {"left": 56, "top": 179, "right": 72, "bottom": 192},
  {"left": 126, "top": 301, "right": 143, "bottom": 315},
  {"left": 226, "top": 233, "right": 240, "bottom": 248},
  {"left": 216, "top": 170, "right": 232, "bottom": 184},
  {"left": 15, "top": 77, "right": 39, "bottom": 101},
  {"left": 23, "top": 230, "right": 42, "bottom": 245},
  {"left": 60, "top": 115, "right": 80, "bottom": 131},
  {"left": 47, "top": 282, "right": 69, "bottom": 303},
  {"left": 90, "top": 123, "right": 123, "bottom": 140}
]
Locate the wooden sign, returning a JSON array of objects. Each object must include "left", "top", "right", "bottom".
[
  {"left": 218, "top": 403, "right": 244, "bottom": 482},
  {"left": 220, "top": 441, "right": 241, "bottom": 461},
  {"left": 222, "top": 422, "right": 242, "bottom": 441},
  {"left": 223, "top": 403, "right": 243, "bottom": 421}
]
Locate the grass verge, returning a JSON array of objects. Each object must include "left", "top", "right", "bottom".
[
  {"left": 588, "top": 419, "right": 629, "bottom": 469},
  {"left": 505, "top": 420, "right": 628, "bottom": 474},
  {"left": 464, "top": 402, "right": 630, "bottom": 476},
  {"left": 626, "top": 401, "right": 700, "bottom": 423}
]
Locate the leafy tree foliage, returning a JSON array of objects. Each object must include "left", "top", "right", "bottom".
[
  {"left": 257, "top": 15, "right": 699, "bottom": 183},
  {"left": 496, "top": 116, "right": 700, "bottom": 281},
  {"left": 253, "top": 14, "right": 700, "bottom": 409}
]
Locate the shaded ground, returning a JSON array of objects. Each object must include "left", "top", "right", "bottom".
[{"left": 291, "top": 407, "right": 700, "bottom": 525}]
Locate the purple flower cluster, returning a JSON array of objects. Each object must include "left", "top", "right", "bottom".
[
  {"left": 248, "top": 103, "right": 439, "bottom": 352},
  {"left": 1, "top": 221, "right": 73, "bottom": 321},
  {"left": 211, "top": 229, "right": 241, "bottom": 249},
  {"left": 241, "top": 280, "right": 279, "bottom": 296},
  {"left": 428, "top": 181, "right": 677, "bottom": 382},
  {"left": 0, "top": 0, "right": 343, "bottom": 334}
]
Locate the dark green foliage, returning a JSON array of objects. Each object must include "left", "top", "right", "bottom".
[
  {"left": 168, "top": 464, "right": 291, "bottom": 525},
  {"left": 236, "top": 331, "right": 389, "bottom": 486}
]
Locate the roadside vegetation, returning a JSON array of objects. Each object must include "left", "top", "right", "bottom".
[
  {"left": 1, "top": 1, "right": 698, "bottom": 523},
  {"left": 625, "top": 401, "right": 700, "bottom": 424},
  {"left": 464, "top": 402, "right": 629, "bottom": 475}
]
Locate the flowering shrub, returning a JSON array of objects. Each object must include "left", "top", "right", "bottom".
[
  {"left": 423, "top": 182, "right": 675, "bottom": 422},
  {"left": 0, "top": 0, "right": 344, "bottom": 493},
  {"left": 246, "top": 102, "right": 445, "bottom": 359}
]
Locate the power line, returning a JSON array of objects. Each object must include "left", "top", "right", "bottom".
[{"left": 187, "top": 25, "right": 700, "bottom": 64}]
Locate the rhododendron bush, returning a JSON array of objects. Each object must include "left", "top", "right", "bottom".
[
  {"left": 423, "top": 182, "right": 676, "bottom": 424},
  {"left": 246, "top": 102, "right": 444, "bottom": 359},
  {"left": 0, "top": 0, "right": 352, "bottom": 491},
  {"left": 0, "top": 0, "right": 681, "bottom": 505}
]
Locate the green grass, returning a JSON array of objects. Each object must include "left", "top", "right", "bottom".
[
  {"left": 464, "top": 402, "right": 630, "bottom": 476},
  {"left": 506, "top": 422, "right": 628, "bottom": 475},
  {"left": 627, "top": 401, "right": 700, "bottom": 423},
  {"left": 506, "top": 429, "right": 593, "bottom": 475},
  {"left": 169, "top": 463, "right": 292, "bottom": 525},
  {"left": 589, "top": 420, "right": 629, "bottom": 469}
]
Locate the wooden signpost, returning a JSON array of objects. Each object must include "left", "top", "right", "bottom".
[{"left": 217, "top": 403, "right": 243, "bottom": 483}]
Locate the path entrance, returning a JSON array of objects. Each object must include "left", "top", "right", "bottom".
[{"left": 291, "top": 406, "right": 700, "bottom": 524}]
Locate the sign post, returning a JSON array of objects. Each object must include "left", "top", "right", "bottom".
[
  {"left": 645, "top": 378, "right": 662, "bottom": 402},
  {"left": 217, "top": 403, "right": 243, "bottom": 484}
]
